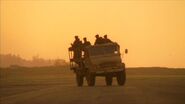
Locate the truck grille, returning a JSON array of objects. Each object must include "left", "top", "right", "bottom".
[{"left": 99, "top": 62, "right": 118, "bottom": 68}]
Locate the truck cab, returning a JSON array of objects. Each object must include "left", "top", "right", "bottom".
[
  {"left": 84, "top": 43, "right": 124, "bottom": 73},
  {"left": 69, "top": 42, "right": 126, "bottom": 86}
]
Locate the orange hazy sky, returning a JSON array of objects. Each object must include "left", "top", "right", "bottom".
[{"left": 0, "top": 0, "right": 185, "bottom": 68}]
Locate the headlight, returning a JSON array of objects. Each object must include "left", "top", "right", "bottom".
[{"left": 114, "top": 51, "right": 118, "bottom": 54}]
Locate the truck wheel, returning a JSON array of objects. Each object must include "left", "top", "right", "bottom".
[
  {"left": 76, "top": 73, "right": 83, "bottom": 87},
  {"left": 105, "top": 75, "right": 113, "bottom": 86},
  {"left": 116, "top": 70, "right": 126, "bottom": 86},
  {"left": 86, "top": 73, "right": 95, "bottom": 86}
]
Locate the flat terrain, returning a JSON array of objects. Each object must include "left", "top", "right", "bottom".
[{"left": 0, "top": 67, "right": 185, "bottom": 104}]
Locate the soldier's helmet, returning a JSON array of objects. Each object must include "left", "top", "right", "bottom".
[
  {"left": 104, "top": 34, "right": 107, "bottom": 38},
  {"left": 75, "top": 35, "right": 79, "bottom": 39},
  {"left": 95, "top": 34, "right": 99, "bottom": 38},
  {"left": 83, "top": 37, "right": 87, "bottom": 41}
]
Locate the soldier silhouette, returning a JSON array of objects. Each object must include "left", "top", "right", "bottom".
[
  {"left": 83, "top": 37, "right": 91, "bottom": 48},
  {"left": 94, "top": 34, "right": 104, "bottom": 45},
  {"left": 82, "top": 37, "right": 91, "bottom": 58},
  {"left": 103, "top": 34, "right": 112, "bottom": 43},
  {"left": 71, "top": 36, "right": 83, "bottom": 64}
]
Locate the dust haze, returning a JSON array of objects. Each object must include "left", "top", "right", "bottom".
[{"left": 1, "top": 0, "right": 185, "bottom": 104}]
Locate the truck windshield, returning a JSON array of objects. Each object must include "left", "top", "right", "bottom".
[{"left": 88, "top": 45, "right": 118, "bottom": 56}]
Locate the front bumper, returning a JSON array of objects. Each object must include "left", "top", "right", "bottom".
[{"left": 91, "top": 68, "right": 124, "bottom": 74}]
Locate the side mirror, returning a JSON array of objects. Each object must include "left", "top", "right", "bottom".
[{"left": 125, "top": 49, "right": 128, "bottom": 54}]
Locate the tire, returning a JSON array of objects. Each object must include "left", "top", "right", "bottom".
[
  {"left": 76, "top": 73, "right": 83, "bottom": 87},
  {"left": 105, "top": 75, "right": 113, "bottom": 86},
  {"left": 116, "top": 70, "right": 126, "bottom": 86},
  {"left": 86, "top": 73, "right": 95, "bottom": 86}
]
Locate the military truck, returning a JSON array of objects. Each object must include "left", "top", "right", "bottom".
[{"left": 68, "top": 43, "right": 127, "bottom": 86}]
